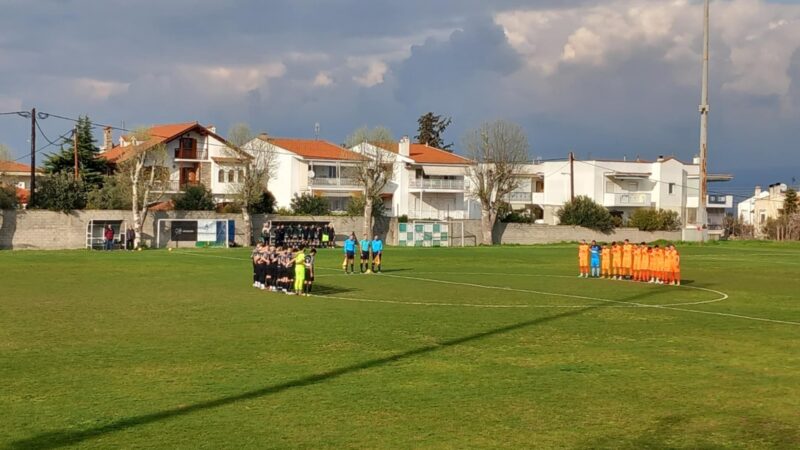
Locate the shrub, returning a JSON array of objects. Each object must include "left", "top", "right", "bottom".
[
  {"left": 275, "top": 207, "right": 293, "bottom": 216},
  {"left": 32, "top": 173, "right": 87, "bottom": 212},
  {"left": 86, "top": 176, "right": 131, "bottom": 209},
  {"left": 501, "top": 209, "right": 536, "bottom": 224},
  {"left": 173, "top": 184, "right": 215, "bottom": 211},
  {"left": 628, "top": 208, "right": 681, "bottom": 231},
  {"left": 556, "top": 196, "right": 615, "bottom": 233},
  {"left": 398, "top": 214, "right": 408, "bottom": 223},
  {"left": 248, "top": 191, "right": 276, "bottom": 214},
  {"left": 218, "top": 203, "right": 242, "bottom": 214},
  {"left": 0, "top": 184, "right": 17, "bottom": 209},
  {"left": 290, "top": 192, "right": 330, "bottom": 215},
  {"left": 346, "top": 195, "right": 385, "bottom": 218}
]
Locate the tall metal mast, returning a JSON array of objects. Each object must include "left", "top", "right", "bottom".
[{"left": 697, "top": 0, "right": 710, "bottom": 236}]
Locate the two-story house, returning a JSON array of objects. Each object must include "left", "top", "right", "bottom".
[
  {"left": 0, "top": 160, "right": 41, "bottom": 206},
  {"left": 100, "top": 122, "right": 250, "bottom": 204},
  {"left": 737, "top": 183, "right": 790, "bottom": 236},
  {"left": 509, "top": 156, "right": 733, "bottom": 235},
  {"left": 244, "top": 134, "right": 365, "bottom": 212},
  {"left": 352, "top": 137, "right": 477, "bottom": 220}
]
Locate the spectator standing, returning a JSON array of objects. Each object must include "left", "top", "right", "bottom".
[
  {"left": 104, "top": 225, "right": 115, "bottom": 251},
  {"left": 126, "top": 227, "right": 135, "bottom": 250}
]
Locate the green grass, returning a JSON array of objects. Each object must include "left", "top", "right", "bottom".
[{"left": 1, "top": 242, "right": 799, "bottom": 449}]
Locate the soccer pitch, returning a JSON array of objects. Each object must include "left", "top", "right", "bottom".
[{"left": 1, "top": 242, "right": 799, "bottom": 449}]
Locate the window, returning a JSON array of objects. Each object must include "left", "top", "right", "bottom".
[
  {"left": 669, "top": 183, "right": 675, "bottom": 194},
  {"left": 627, "top": 181, "right": 638, "bottom": 192},
  {"left": 179, "top": 137, "right": 195, "bottom": 150},
  {"left": 237, "top": 169, "right": 245, "bottom": 182},
  {"left": 218, "top": 170, "right": 225, "bottom": 183},
  {"left": 606, "top": 180, "right": 615, "bottom": 193},
  {"left": 228, "top": 170, "right": 235, "bottom": 183}
]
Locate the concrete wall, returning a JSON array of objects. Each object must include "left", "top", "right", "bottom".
[
  {"left": 494, "top": 223, "right": 682, "bottom": 245},
  {"left": 0, "top": 209, "right": 684, "bottom": 250}
]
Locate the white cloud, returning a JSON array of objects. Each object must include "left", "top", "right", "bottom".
[
  {"left": 72, "top": 78, "right": 130, "bottom": 101},
  {"left": 194, "top": 62, "right": 287, "bottom": 92},
  {"left": 349, "top": 58, "right": 388, "bottom": 87},
  {"left": 313, "top": 71, "right": 334, "bottom": 87},
  {"left": 0, "top": 96, "right": 22, "bottom": 111},
  {"left": 495, "top": 0, "right": 800, "bottom": 99}
]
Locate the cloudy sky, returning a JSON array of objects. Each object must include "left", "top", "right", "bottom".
[{"left": 1, "top": 0, "right": 799, "bottom": 190}]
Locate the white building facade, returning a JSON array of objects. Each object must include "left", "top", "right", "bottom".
[{"left": 509, "top": 156, "right": 733, "bottom": 236}]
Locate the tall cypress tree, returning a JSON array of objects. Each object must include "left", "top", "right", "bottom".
[
  {"left": 415, "top": 112, "right": 453, "bottom": 151},
  {"left": 43, "top": 115, "right": 109, "bottom": 188}
]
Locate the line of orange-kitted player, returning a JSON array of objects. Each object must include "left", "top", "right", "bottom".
[{"left": 578, "top": 239, "right": 681, "bottom": 285}]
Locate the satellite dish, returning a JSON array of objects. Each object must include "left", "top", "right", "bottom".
[{"left": 308, "top": 170, "right": 316, "bottom": 179}]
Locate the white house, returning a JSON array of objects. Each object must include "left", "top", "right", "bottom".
[
  {"left": 245, "top": 135, "right": 366, "bottom": 212},
  {"left": 509, "top": 156, "right": 733, "bottom": 235},
  {"left": 101, "top": 122, "right": 250, "bottom": 204},
  {"left": 352, "top": 137, "right": 477, "bottom": 220},
  {"left": 737, "top": 183, "right": 791, "bottom": 236}
]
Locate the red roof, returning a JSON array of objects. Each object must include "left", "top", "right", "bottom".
[
  {"left": 264, "top": 137, "right": 363, "bottom": 161},
  {"left": 102, "top": 122, "right": 244, "bottom": 163},
  {"left": 0, "top": 160, "right": 36, "bottom": 173},
  {"left": 373, "top": 142, "right": 472, "bottom": 165}
]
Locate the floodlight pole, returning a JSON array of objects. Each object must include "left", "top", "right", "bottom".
[{"left": 697, "top": 0, "right": 710, "bottom": 238}]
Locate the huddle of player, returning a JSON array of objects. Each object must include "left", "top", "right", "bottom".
[
  {"left": 578, "top": 239, "right": 681, "bottom": 285},
  {"left": 342, "top": 233, "right": 383, "bottom": 274},
  {"left": 251, "top": 243, "right": 316, "bottom": 296}
]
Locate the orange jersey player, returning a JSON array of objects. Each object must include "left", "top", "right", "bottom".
[
  {"left": 650, "top": 245, "right": 664, "bottom": 284},
  {"left": 611, "top": 241, "right": 623, "bottom": 279},
  {"left": 640, "top": 245, "right": 651, "bottom": 282},
  {"left": 601, "top": 245, "right": 611, "bottom": 278},
  {"left": 622, "top": 239, "right": 633, "bottom": 278},
  {"left": 578, "top": 240, "right": 590, "bottom": 278},
  {"left": 632, "top": 244, "right": 642, "bottom": 281}
]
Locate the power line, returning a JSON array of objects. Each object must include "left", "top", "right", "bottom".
[{"left": 6, "top": 128, "right": 75, "bottom": 164}]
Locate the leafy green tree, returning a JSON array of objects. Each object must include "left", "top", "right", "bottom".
[
  {"left": 347, "top": 126, "right": 395, "bottom": 237},
  {"left": 557, "top": 196, "right": 615, "bottom": 233},
  {"left": 43, "top": 116, "right": 109, "bottom": 188},
  {"left": 249, "top": 191, "right": 276, "bottom": 214},
  {"left": 415, "top": 112, "right": 453, "bottom": 151},
  {"left": 32, "top": 173, "right": 87, "bottom": 212},
  {"left": 86, "top": 176, "right": 132, "bottom": 210},
  {"left": 0, "top": 184, "right": 17, "bottom": 209},
  {"left": 173, "top": 184, "right": 215, "bottom": 211},
  {"left": 347, "top": 195, "right": 385, "bottom": 218},
  {"left": 783, "top": 187, "right": 798, "bottom": 217},
  {"left": 290, "top": 192, "right": 330, "bottom": 215},
  {"left": 628, "top": 208, "right": 681, "bottom": 231},
  {"left": 0, "top": 143, "right": 12, "bottom": 161}
]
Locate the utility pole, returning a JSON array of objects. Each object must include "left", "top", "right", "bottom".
[
  {"left": 697, "top": 0, "right": 710, "bottom": 238},
  {"left": 29, "top": 108, "right": 36, "bottom": 206},
  {"left": 73, "top": 126, "right": 79, "bottom": 179},
  {"left": 569, "top": 151, "right": 575, "bottom": 202}
]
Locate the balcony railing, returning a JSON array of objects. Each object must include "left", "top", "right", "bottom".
[
  {"left": 409, "top": 178, "right": 466, "bottom": 190},
  {"left": 151, "top": 180, "right": 199, "bottom": 193},
  {"left": 309, "top": 177, "right": 360, "bottom": 188},
  {"left": 174, "top": 148, "right": 200, "bottom": 159},
  {"left": 604, "top": 192, "right": 652, "bottom": 207},
  {"left": 507, "top": 191, "right": 545, "bottom": 203},
  {"left": 408, "top": 209, "right": 469, "bottom": 220}
]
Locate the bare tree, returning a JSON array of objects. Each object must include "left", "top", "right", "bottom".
[
  {"left": 346, "top": 126, "right": 395, "bottom": 238},
  {"left": 0, "top": 143, "right": 11, "bottom": 161},
  {"left": 115, "top": 128, "right": 169, "bottom": 248},
  {"left": 227, "top": 123, "right": 275, "bottom": 245},
  {"left": 464, "top": 120, "right": 529, "bottom": 245}
]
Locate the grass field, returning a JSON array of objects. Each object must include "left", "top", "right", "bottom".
[{"left": 1, "top": 241, "right": 800, "bottom": 449}]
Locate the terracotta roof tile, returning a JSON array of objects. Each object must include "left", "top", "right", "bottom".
[
  {"left": 264, "top": 137, "right": 364, "bottom": 161},
  {"left": 373, "top": 142, "right": 472, "bottom": 165},
  {"left": 0, "top": 160, "right": 36, "bottom": 173}
]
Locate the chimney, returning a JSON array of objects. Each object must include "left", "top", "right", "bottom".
[
  {"left": 692, "top": 155, "right": 700, "bottom": 164},
  {"left": 656, "top": 155, "right": 665, "bottom": 162},
  {"left": 206, "top": 124, "right": 216, "bottom": 134},
  {"left": 258, "top": 132, "right": 269, "bottom": 140},
  {"left": 399, "top": 136, "right": 410, "bottom": 157},
  {"left": 754, "top": 185, "right": 762, "bottom": 196},
  {"left": 103, "top": 126, "right": 113, "bottom": 152}
]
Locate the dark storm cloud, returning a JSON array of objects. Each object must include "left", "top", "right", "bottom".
[{"left": 0, "top": 0, "right": 798, "bottom": 187}]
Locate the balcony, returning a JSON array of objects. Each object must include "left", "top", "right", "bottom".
[
  {"left": 507, "top": 191, "right": 545, "bottom": 204},
  {"left": 174, "top": 148, "right": 204, "bottom": 160},
  {"left": 408, "top": 209, "right": 469, "bottom": 220},
  {"left": 409, "top": 178, "right": 466, "bottom": 191},
  {"left": 309, "top": 177, "right": 360, "bottom": 188},
  {"left": 604, "top": 192, "right": 652, "bottom": 207},
  {"left": 707, "top": 194, "right": 733, "bottom": 208},
  {"left": 151, "top": 180, "right": 200, "bottom": 193}
]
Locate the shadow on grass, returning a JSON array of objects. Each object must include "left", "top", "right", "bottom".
[
  {"left": 308, "top": 284, "right": 354, "bottom": 296},
  {"left": 8, "top": 289, "right": 662, "bottom": 449}
]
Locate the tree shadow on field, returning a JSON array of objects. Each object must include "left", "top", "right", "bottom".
[
  {"left": 309, "top": 284, "right": 354, "bottom": 296},
  {"left": 8, "top": 289, "right": 664, "bottom": 450}
]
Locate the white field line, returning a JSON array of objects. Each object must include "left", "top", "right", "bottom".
[{"left": 173, "top": 250, "right": 800, "bottom": 326}]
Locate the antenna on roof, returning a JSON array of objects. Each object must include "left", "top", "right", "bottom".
[{"left": 314, "top": 122, "right": 320, "bottom": 140}]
